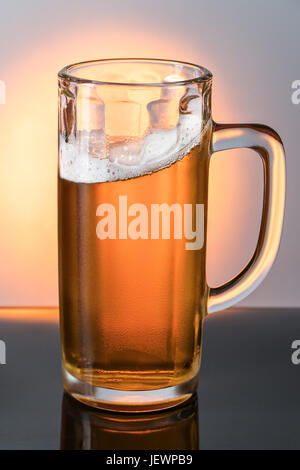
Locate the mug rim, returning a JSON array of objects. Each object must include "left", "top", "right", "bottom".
[{"left": 58, "top": 58, "right": 213, "bottom": 87}]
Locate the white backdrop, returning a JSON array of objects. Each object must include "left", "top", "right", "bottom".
[{"left": 0, "top": 0, "right": 298, "bottom": 307}]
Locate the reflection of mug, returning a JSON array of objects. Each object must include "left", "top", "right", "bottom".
[
  {"left": 60, "top": 393, "right": 199, "bottom": 450},
  {"left": 58, "top": 59, "right": 286, "bottom": 411}
]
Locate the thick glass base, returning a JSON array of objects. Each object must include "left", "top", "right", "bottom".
[{"left": 63, "top": 368, "right": 198, "bottom": 412}]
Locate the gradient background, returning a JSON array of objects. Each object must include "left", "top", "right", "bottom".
[{"left": 0, "top": 0, "right": 298, "bottom": 307}]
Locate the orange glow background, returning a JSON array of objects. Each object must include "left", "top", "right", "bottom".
[{"left": 0, "top": 21, "right": 263, "bottom": 318}]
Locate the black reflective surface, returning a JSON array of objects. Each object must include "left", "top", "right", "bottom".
[
  {"left": 61, "top": 393, "right": 199, "bottom": 450},
  {"left": 0, "top": 307, "right": 300, "bottom": 450}
]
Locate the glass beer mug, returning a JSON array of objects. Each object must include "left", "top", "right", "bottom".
[{"left": 58, "top": 59, "right": 285, "bottom": 411}]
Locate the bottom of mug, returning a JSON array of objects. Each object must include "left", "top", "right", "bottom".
[{"left": 63, "top": 368, "right": 198, "bottom": 412}]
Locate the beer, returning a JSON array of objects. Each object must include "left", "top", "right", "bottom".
[{"left": 58, "top": 123, "right": 211, "bottom": 401}]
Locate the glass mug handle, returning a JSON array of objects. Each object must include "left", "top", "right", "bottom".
[{"left": 208, "top": 122, "right": 286, "bottom": 313}]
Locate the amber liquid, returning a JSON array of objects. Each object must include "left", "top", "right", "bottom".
[{"left": 58, "top": 128, "right": 210, "bottom": 392}]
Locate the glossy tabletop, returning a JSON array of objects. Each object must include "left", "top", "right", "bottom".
[{"left": 0, "top": 307, "right": 299, "bottom": 450}]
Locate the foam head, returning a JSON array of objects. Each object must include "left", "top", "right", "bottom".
[{"left": 59, "top": 82, "right": 205, "bottom": 183}]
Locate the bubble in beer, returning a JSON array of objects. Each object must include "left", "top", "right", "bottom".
[{"left": 60, "top": 106, "right": 205, "bottom": 183}]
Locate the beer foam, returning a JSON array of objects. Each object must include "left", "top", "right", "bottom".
[{"left": 60, "top": 114, "right": 204, "bottom": 183}]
